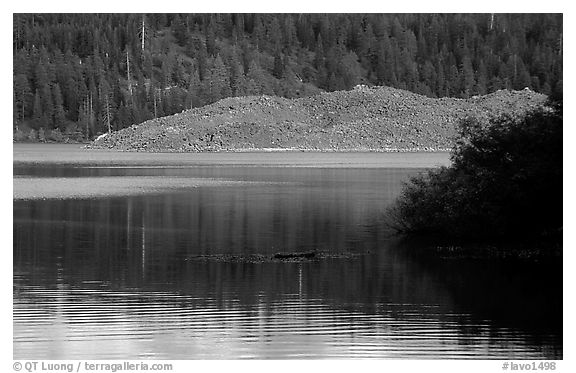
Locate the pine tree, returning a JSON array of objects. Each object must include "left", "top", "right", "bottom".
[
  {"left": 246, "top": 59, "right": 272, "bottom": 95},
  {"left": 269, "top": 17, "right": 282, "bottom": 50},
  {"left": 228, "top": 48, "right": 245, "bottom": 96},
  {"left": 272, "top": 50, "right": 284, "bottom": 79},
  {"left": 173, "top": 56, "right": 187, "bottom": 87},
  {"left": 234, "top": 72, "right": 250, "bottom": 97},
  {"left": 187, "top": 67, "right": 201, "bottom": 108},
  {"left": 161, "top": 52, "right": 175, "bottom": 88},
  {"left": 14, "top": 74, "right": 32, "bottom": 123},
  {"left": 461, "top": 55, "right": 475, "bottom": 97},
  {"left": 115, "top": 101, "right": 131, "bottom": 129},
  {"left": 252, "top": 15, "right": 266, "bottom": 50},
  {"left": 313, "top": 34, "right": 325, "bottom": 70},
  {"left": 327, "top": 73, "right": 345, "bottom": 91},
  {"left": 32, "top": 89, "right": 43, "bottom": 126},
  {"left": 172, "top": 14, "right": 189, "bottom": 47},
  {"left": 142, "top": 50, "right": 153, "bottom": 78},
  {"left": 41, "top": 85, "right": 54, "bottom": 128},
  {"left": 207, "top": 54, "right": 231, "bottom": 102},
  {"left": 197, "top": 40, "right": 209, "bottom": 80},
  {"left": 98, "top": 78, "right": 115, "bottom": 133},
  {"left": 205, "top": 21, "right": 217, "bottom": 56},
  {"left": 34, "top": 61, "right": 51, "bottom": 113},
  {"left": 340, "top": 51, "right": 362, "bottom": 89},
  {"left": 52, "top": 83, "right": 66, "bottom": 129},
  {"left": 282, "top": 16, "right": 298, "bottom": 49},
  {"left": 475, "top": 60, "right": 488, "bottom": 95}
]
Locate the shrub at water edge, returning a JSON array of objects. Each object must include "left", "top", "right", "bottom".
[{"left": 389, "top": 104, "right": 562, "bottom": 243}]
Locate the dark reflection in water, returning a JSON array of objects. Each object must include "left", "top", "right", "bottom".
[{"left": 13, "top": 165, "right": 562, "bottom": 359}]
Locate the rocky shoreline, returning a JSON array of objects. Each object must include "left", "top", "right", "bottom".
[{"left": 89, "top": 85, "right": 547, "bottom": 152}]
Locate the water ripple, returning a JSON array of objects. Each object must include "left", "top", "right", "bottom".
[{"left": 13, "top": 286, "right": 558, "bottom": 360}]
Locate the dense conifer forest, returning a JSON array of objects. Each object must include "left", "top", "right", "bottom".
[{"left": 13, "top": 13, "right": 562, "bottom": 141}]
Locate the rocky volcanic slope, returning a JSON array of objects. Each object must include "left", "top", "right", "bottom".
[{"left": 89, "top": 86, "right": 547, "bottom": 152}]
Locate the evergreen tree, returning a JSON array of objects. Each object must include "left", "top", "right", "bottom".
[
  {"left": 52, "top": 83, "right": 66, "bottom": 129},
  {"left": 246, "top": 59, "right": 272, "bottom": 95},
  {"left": 98, "top": 78, "right": 115, "bottom": 133},
  {"left": 161, "top": 54, "right": 173, "bottom": 88},
  {"left": 340, "top": 51, "right": 363, "bottom": 88},
  {"left": 272, "top": 50, "right": 285, "bottom": 79},
  {"left": 172, "top": 14, "right": 189, "bottom": 46},
  {"left": 14, "top": 74, "right": 32, "bottom": 123},
  {"left": 187, "top": 67, "right": 202, "bottom": 108},
  {"left": 206, "top": 21, "right": 218, "bottom": 57},
  {"left": 461, "top": 55, "right": 475, "bottom": 97},
  {"left": 32, "top": 90, "right": 42, "bottom": 125},
  {"left": 205, "top": 54, "right": 231, "bottom": 102},
  {"left": 475, "top": 60, "right": 488, "bottom": 95}
]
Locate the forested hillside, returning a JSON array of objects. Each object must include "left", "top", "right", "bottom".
[{"left": 13, "top": 13, "right": 563, "bottom": 142}]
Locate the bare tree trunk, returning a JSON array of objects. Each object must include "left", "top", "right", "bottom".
[
  {"left": 153, "top": 90, "right": 157, "bottom": 118},
  {"left": 84, "top": 98, "right": 89, "bottom": 141},
  {"left": 106, "top": 96, "right": 111, "bottom": 133},
  {"left": 126, "top": 49, "right": 132, "bottom": 96},
  {"left": 88, "top": 93, "right": 95, "bottom": 140},
  {"left": 141, "top": 15, "right": 145, "bottom": 51}
]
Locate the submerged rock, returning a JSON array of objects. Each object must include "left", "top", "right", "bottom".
[
  {"left": 273, "top": 251, "right": 316, "bottom": 260},
  {"left": 185, "top": 250, "right": 365, "bottom": 263}
]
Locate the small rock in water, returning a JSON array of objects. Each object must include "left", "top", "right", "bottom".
[{"left": 273, "top": 251, "right": 316, "bottom": 260}]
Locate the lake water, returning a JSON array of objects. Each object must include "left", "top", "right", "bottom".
[{"left": 13, "top": 144, "right": 562, "bottom": 359}]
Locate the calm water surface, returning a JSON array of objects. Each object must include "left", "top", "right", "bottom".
[{"left": 13, "top": 144, "right": 562, "bottom": 359}]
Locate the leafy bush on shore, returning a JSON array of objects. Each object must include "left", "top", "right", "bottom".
[{"left": 389, "top": 103, "right": 562, "bottom": 242}]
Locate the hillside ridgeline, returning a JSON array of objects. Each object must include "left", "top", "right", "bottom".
[{"left": 89, "top": 86, "right": 547, "bottom": 152}]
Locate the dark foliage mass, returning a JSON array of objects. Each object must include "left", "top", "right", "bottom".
[
  {"left": 13, "top": 13, "right": 562, "bottom": 141},
  {"left": 389, "top": 101, "right": 562, "bottom": 242}
]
